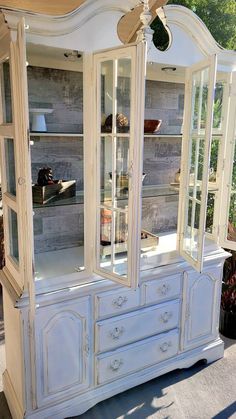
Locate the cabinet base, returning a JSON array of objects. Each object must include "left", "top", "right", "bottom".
[{"left": 4, "top": 337, "right": 224, "bottom": 419}]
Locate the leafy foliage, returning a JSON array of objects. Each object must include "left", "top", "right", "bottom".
[
  {"left": 221, "top": 251, "right": 236, "bottom": 313},
  {"left": 151, "top": 0, "right": 236, "bottom": 51}
]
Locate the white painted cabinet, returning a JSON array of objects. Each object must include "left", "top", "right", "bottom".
[
  {"left": 0, "top": 2, "right": 236, "bottom": 419},
  {"left": 34, "top": 296, "right": 91, "bottom": 408}
]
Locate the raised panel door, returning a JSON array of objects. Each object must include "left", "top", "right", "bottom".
[
  {"left": 35, "top": 296, "right": 90, "bottom": 407},
  {"left": 182, "top": 266, "right": 222, "bottom": 350}
]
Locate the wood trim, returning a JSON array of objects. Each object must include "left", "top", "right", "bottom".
[
  {"left": 117, "top": 0, "right": 168, "bottom": 44},
  {"left": 179, "top": 56, "right": 217, "bottom": 272},
  {"left": 0, "top": 266, "right": 22, "bottom": 299},
  {"left": 0, "top": 123, "right": 14, "bottom": 137},
  {"left": 0, "top": 11, "right": 10, "bottom": 59},
  {"left": 0, "top": 0, "right": 86, "bottom": 16},
  {"left": 3, "top": 369, "right": 25, "bottom": 419},
  {"left": 219, "top": 72, "right": 236, "bottom": 250}
]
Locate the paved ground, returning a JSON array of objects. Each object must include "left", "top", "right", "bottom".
[{"left": 0, "top": 286, "right": 236, "bottom": 419}]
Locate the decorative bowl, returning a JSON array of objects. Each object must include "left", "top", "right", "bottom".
[{"left": 144, "top": 119, "right": 162, "bottom": 134}]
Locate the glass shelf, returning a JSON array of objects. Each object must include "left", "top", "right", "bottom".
[
  {"left": 33, "top": 193, "right": 83, "bottom": 209},
  {"left": 30, "top": 132, "right": 83, "bottom": 137},
  {"left": 33, "top": 186, "right": 179, "bottom": 209},
  {"left": 142, "top": 186, "right": 179, "bottom": 198},
  {"left": 144, "top": 134, "right": 182, "bottom": 138}
]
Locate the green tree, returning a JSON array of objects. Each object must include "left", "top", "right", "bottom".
[{"left": 151, "top": 0, "right": 236, "bottom": 51}]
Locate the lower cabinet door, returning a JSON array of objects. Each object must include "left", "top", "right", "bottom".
[
  {"left": 35, "top": 296, "right": 91, "bottom": 407},
  {"left": 182, "top": 267, "right": 222, "bottom": 350},
  {"left": 96, "top": 329, "right": 179, "bottom": 385}
]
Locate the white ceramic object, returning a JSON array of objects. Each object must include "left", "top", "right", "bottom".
[{"left": 30, "top": 108, "right": 54, "bottom": 132}]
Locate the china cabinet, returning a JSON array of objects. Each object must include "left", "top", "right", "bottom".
[{"left": 0, "top": 1, "right": 236, "bottom": 418}]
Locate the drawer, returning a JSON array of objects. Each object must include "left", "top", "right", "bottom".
[
  {"left": 96, "top": 299, "right": 180, "bottom": 353},
  {"left": 142, "top": 274, "right": 181, "bottom": 305},
  {"left": 95, "top": 288, "right": 140, "bottom": 319},
  {"left": 96, "top": 329, "right": 179, "bottom": 385}
]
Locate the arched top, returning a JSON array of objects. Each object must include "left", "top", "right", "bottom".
[
  {"left": 117, "top": 0, "right": 168, "bottom": 44},
  {"left": 0, "top": 0, "right": 144, "bottom": 37},
  {"left": 147, "top": 5, "right": 236, "bottom": 69},
  {"left": 1, "top": 3, "right": 236, "bottom": 68},
  {"left": 0, "top": 0, "right": 87, "bottom": 16}
]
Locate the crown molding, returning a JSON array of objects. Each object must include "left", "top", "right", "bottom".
[
  {"left": 0, "top": 0, "right": 87, "bottom": 16},
  {"left": 1, "top": 0, "right": 138, "bottom": 36}
]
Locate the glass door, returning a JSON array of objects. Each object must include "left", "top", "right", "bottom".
[
  {"left": 94, "top": 43, "right": 146, "bottom": 287},
  {"left": 219, "top": 71, "right": 236, "bottom": 249},
  {"left": 0, "top": 17, "right": 33, "bottom": 292},
  {"left": 179, "top": 55, "right": 217, "bottom": 272}
]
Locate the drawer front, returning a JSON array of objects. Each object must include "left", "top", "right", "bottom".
[
  {"left": 95, "top": 288, "right": 140, "bottom": 319},
  {"left": 96, "top": 329, "right": 179, "bottom": 385},
  {"left": 96, "top": 300, "right": 180, "bottom": 353},
  {"left": 142, "top": 274, "right": 181, "bottom": 305}
]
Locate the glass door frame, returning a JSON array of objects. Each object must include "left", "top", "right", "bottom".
[
  {"left": 178, "top": 55, "right": 217, "bottom": 272},
  {"left": 219, "top": 71, "right": 236, "bottom": 250},
  {"left": 93, "top": 42, "right": 146, "bottom": 288},
  {"left": 0, "top": 17, "right": 34, "bottom": 294}
]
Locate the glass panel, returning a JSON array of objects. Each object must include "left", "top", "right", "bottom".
[
  {"left": 209, "top": 137, "right": 220, "bottom": 184},
  {"left": 8, "top": 208, "right": 19, "bottom": 263},
  {"left": 206, "top": 192, "right": 215, "bottom": 234},
  {"left": 101, "top": 61, "right": 113, "bottom": 133},
  {"left": 116, "top": 58, "right": 130, "bottom": 133},
  {"left": 5, "top": 138, "right": 16, "bottom": 196},
  {"left": 98, "top": 55, "right": 132, "bottom": 280},
  {"left": 226, "top": 138, "right": 236, "bottom": 243},
  {"left": 192, "top": 68, "right": 209, "bottom": 131},
  {"left": 113, "top": 210, "right": 128, "bottom": 276},
  {"left": 100, "top": 208, "right": 128, "bottom": 277},
  {"left": 231, "top": 140, "right": 236, "bottom": 191},
  {"left": 227, "top": 193, "right": 236, "bottom": 242},
  {"left": 100, "top": 136, "right": 112, "bottom": 206},
  {"left": 192, "top": 68, "right": 209, "bottom": 132},
  {"left": 115, "top": 137, "right": 129, "bottom": 204},
  {"left": 183, "top": 64, "right": 212, "bottom": 263},
  {"left": 1, "top": 60, "right": 13, "bottom": 123},
  {"left": 197, "top": 138, "right": 204, "bottom": 181},
  {"left": 213, "top": 82, "right": 224, "bottom": 130},
  {"left": 100, "top": 207, "right": 112, "bottom": 246},
  {"left": 183, "top": 199, "right": 199, "bottom": 261}
]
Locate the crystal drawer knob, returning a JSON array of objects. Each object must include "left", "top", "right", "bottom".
[
  {"left": 110, "top": 359, "right": 123, "bottom": 371},
  {"left": 109, "top": 326, "right": 125, "bottom": 340},
  {"left": 160, "top": 341, "right": 172, "bottom": 352},
  {"left": 112, "top": 296, "right": 128, "bottom": 308},
  {"left": 158, "top": 283, "right": 170, "bottom": 296},
  {"left": 160, "top": 311, "right": 172, "bottom": 323}
]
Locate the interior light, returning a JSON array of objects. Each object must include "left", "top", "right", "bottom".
[
  {"left": 64, "top": 50, "right": 82, "bottom": 61},
  {"left": 161, "top": 66, "right": 177, "bottom": 73}
]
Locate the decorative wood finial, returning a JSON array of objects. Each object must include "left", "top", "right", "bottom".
[{"left": 136, "top": 0, "right": 154, "bottom": 45}]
